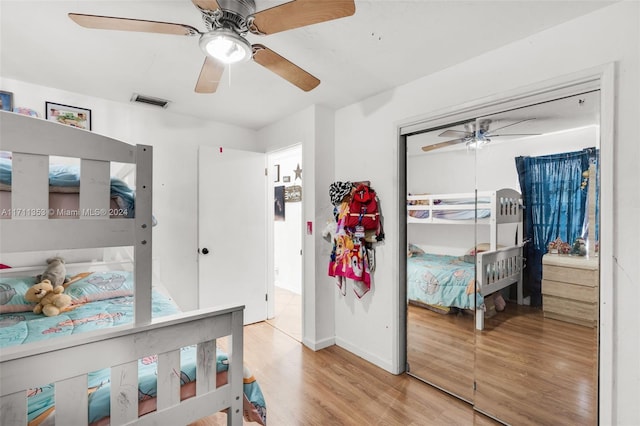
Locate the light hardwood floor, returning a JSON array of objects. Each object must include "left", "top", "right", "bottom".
[
  {"left": 191, "top": 300, "right": 597, "bottom": 425},
  {"left": 265, "top": 286, "right": 301, "bottom": 342},
  {"left": 192, "top": 321, "right": 499, "bottom": 426}
]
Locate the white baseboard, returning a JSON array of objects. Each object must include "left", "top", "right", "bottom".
[
  {"left": 334, "top": 336, "right": 396, "bottom": 374},
  {"left": 302, "top": 336, "right": 335, "bottom": 351}
]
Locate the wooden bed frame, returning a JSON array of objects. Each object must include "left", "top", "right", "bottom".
[
  {"left": 0, "top": 111, "right": 244, "bottom": 425},
  {"left": 407, "top": 189, "right": 524, "bottom": 330}
]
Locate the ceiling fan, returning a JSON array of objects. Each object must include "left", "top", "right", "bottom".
[
  {"left": 68, "top": 0, "right": 356, "bottom": 93},
  {"left": 422, "top": 118, "right": 541, "bottom": 152}
]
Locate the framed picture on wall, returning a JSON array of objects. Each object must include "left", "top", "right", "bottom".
[
  {"left": 45, "top": 101, "right": 92, "bottom": 130},
  {"left": 0, "top": 91, "right": 13, "bottom": 111},
  {"left": 273, "top": 164, "right": 280, "bottom": 182},
  {"left": 285, "top": 185, "right": 302, "bottom": 202}
]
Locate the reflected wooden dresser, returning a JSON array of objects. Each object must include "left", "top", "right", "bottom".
[{"left": 541, "top": 254, "right": 599, "bottom": 327}]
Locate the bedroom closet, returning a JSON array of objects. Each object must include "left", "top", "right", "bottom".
[{"left": 403, "top": 84, "right": 603, "bottom": 425}]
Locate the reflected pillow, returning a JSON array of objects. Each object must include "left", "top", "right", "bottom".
[
  {"left": 466, "top": 243, "right": 505, "bottom": 256},
  {"left": 408, "top": 243, "right": 426, "bottom": 257}
]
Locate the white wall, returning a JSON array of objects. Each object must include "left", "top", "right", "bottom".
[
  {"left": 0, "top": 78, "right": 259, "bottom": 310},
  {"left": 258, "top": 105, "right": 336, "bottom": 350},
  {"left": 333, "top": 2, "right": 638, "bottom": 424}
]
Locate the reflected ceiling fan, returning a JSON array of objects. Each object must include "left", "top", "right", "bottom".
[
  {"left": 422, "top": 118, "right": 541, "bottom": 152},
  {"left": 68, "top": 0, "right": 356, "bottom": 93}
]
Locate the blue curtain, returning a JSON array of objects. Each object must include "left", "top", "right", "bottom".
[{"left": 515, "top": 148, "right": 597, "bottom": 306}]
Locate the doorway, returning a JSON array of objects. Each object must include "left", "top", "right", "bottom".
[{"left": 266, "top": 145, "right": 303, "bottom": 341}]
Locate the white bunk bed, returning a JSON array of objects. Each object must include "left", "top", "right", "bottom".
[
  {"left": 407, "top": 189, "right": 524, "bottom": 330},
  {"left": 0, "top": 111, "right": 245, "bottom": 425}
]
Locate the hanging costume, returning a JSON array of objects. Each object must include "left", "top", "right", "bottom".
[
  {"left": 327, "top": 181, "right": 382, "bottom": 298},
  {"left": 328, "top": 201, "right": 371, "bottom": 297}
]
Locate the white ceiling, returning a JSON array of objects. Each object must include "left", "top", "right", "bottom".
[{"left": 0, "top": 1, "right": 616, "bottom": 130}]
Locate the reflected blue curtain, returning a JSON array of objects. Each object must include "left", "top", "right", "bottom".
[{"left": 515, "top": 148, "right": 597, "bottom": 306}]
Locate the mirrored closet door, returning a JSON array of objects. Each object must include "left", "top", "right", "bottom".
[
  {"left": 406, "top": 125, "right": 479, "bottom": 402},
  {"left": 405, "top": 89, "right": 601, "bottom": 425},
  {"left": 473, "top": 92, "right": 600, "bottom": 425}
]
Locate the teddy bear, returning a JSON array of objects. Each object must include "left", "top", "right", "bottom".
[
  {"left": 35, "top": 257, "right": 68, "bottom": 289},
  {"left": 24, "top": 279, "right": 72, "bottom": 316}
]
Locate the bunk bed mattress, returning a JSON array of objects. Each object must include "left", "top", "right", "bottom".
[
  {"left": 407, "top": 197, "right": 491, "bottom": 220},
  {"left": 407, "top": 252, "right": 483, "bottom": 310},
  {"left": 0, "top": 272, "right": 266, "bottom": 425}
]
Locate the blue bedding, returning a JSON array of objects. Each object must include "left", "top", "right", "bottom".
[
  {"left": 407, "top": 252, "right": 483, "bottom": 310},
  {"left": 0, "top": 285, "right": 266, "bottom": 425},
  {"left": 0, "top": 157, "right": 135, "bottom": 218}
]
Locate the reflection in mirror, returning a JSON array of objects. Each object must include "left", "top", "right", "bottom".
[
  {"left": 405, "top": 90, "right": 600, "bottom": 425},
  {"left": 406, "top": 130, "right": 478, "bottom": 402},
  {"left": 473, "top": 91, "right": 600, "bottom": 425}
]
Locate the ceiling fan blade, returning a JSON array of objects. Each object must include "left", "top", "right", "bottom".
[
  {"left": 252, "top": 44, "right": 320, "bottom": 92},
  {"left": 438, "top": 129, "right": 471, "bottom": 138},
  {"left": 487, "top": 133, "right": 542, "bottom": 137},
  {"left": 195, "top": 56, "right": 225, "bottom": 93},
  {"left": 421, "top": 139, "right": 466, "bottom": 153},
  {"left": 68, "top": 13, "right": 200, "bottom": 36},
  {"left": 251, "top": 0, "right": 355, "bottom": 35},
  {"left": 191, "top": 0, "right": 220, "bottom": 12},
  {"left": 485, "top": 117, "right": 536, "bottom": 133}
]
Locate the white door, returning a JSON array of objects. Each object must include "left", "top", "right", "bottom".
[{"left": 198, "top": 146, "right": 267, "bottom": 324}]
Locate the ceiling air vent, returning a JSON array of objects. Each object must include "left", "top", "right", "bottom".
[{"left": 130, "top": 93, "right": 170, "bottom": 109}]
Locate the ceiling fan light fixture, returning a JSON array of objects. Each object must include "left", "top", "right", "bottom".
[
  {"left": 199, "top": 29, "right": 252, "bottom": 64},
  {"left": 466, "top": 135, "right": 490, "bottom": 150}
]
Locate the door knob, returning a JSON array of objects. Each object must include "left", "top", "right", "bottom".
[{"left": 201, "top": 248, "right": 209, "bottom": 255}]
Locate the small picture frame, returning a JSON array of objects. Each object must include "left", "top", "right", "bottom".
[
  {"left": 285, "top": 185, "right": 302, "bottom": 203},
  {"left": 45, "top": 101, "right": 92, "bottom": 130},
  {"left": 273, "top": 164, "right": 280, "bottom": 182},
  {"left": 283, "top": 176, "right": 291, "bottom": 183},
  {"left": 0, "top": 91, "right": 13, "bottom": 112}
]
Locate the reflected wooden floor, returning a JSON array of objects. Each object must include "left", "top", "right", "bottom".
[
  {"left": 192, "top": 321, "right": 499, "bottom": 426},
  {"left": 408, "top": 302, "right": 598, "bottom": 425},
  {"left": 475, "top": 303, "right": 597, "bottom": 425},
  {"left": 407, "top": 302, "right": 475, "bottom": 402},
  {"left": 265, "top": 286, "right": 301, "bottom": 342}
]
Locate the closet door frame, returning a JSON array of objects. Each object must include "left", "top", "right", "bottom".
[{"left": 397, "top": 63, "right": 615, "bottom": 425}]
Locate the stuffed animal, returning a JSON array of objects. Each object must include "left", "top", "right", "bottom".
[
  {"left": 24, "top": 279, "right": 72, "bottom": 316},
  {"left": 571, "top": 237, "right": 587, "bottom": 256},
  {"left": 36, "top": 257, "right": 68, "bottom": 289}
]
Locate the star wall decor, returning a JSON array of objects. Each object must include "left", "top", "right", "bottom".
[{"left": 294, "top": 163, "right": 302, "bottom": 181}]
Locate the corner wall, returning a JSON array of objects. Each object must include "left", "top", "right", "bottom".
[{"left": 258, "top": 104, "right": 336, "bottom": 350}]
